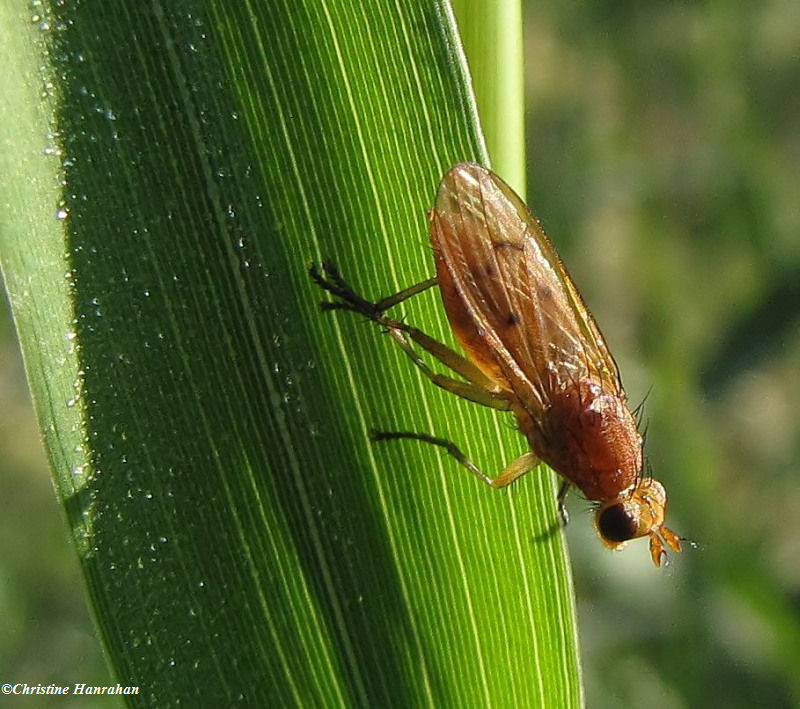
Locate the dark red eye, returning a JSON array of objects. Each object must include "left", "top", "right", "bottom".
[{"left": 597, "top": 503, "right": 637, "bottom": 543}]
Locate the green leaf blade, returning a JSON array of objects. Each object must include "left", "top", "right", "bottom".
[{"left": 1, "top": 0, "right": 581, "bottom": 705}]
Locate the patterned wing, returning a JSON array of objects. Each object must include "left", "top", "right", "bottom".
[{"left": 430, "top": 163, "right": 623, "bottom": 424}]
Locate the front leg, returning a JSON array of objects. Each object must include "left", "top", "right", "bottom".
[{"left": 310, "top": 261, "right": 511, "bottom": 410}]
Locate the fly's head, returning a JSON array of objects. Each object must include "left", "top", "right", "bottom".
[{"left": 594, "top": 478, "right": 682, "bottom": 566}]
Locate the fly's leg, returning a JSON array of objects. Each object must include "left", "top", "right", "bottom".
[
  {"left": 371, "top": 430, "right": 539, "bottom": 489},
  {"left": 310, "top": 261, "right": 511, "bottom": 410},
  {"left": 311, "top": 260, "right": 437, "bottom": 316},
  {"left": 383, "top": 329, "right": 510, "bottom": 409},
  {"left": 556, "top": 480, "right": 571, "bottom": 526}
]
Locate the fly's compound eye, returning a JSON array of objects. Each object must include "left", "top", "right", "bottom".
[
  {"left": 596, "top": 503, "right": 639, "bottom": 546},
  {"left": 594, "top": 483, "right": 667, "bottom": 552}
]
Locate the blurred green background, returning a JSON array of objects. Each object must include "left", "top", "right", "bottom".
[
  {"left": 2, "top": 1, "right": 798, "bottom": 706},
  {"left": 520, "top": 2, "right": 800, "bottom": 707}
]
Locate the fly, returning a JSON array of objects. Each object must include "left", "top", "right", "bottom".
[{"left": 311, "top": 162, "right": 681, "bottom": 566}]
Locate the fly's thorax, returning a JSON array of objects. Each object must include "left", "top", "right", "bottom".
[{"left": 529, "top": 377, "right": 643, "bottom": 501}]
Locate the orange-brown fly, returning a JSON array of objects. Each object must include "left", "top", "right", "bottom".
[{"left": 311, "top": 162, "right": 681, "bottom": 566}]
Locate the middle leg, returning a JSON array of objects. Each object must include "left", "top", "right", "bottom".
[{"left": 371, "top": 429, "right": 540, "bottom": 489}]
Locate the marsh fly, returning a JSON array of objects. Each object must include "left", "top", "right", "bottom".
[{"left": 311, "top": 162, "right": 681, "bottom": 566}]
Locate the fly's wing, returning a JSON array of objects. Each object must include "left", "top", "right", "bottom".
[{"left": 430, "top": 163, "right": 622, "bottom": 423}]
